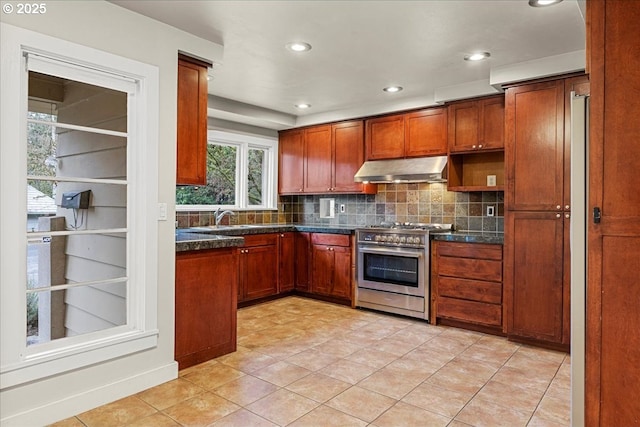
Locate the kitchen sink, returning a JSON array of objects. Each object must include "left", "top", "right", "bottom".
[{"left": 186, "top": 224, "right": 264, "bottom": 232}]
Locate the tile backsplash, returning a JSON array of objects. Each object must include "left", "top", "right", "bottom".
[{"left": 177, "top": 183, "right": 503, "bottom": 233}]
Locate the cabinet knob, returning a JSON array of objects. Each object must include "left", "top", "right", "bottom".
[
  {"left": 478, "top": 144, "right": 483, "bottom": 149},
  {"left": 556, "top": 205, "right": 562, "bottom": 210},
  {"left": 556, "top": 213, "right": 561, "bottom": 218},
  {"left": 280, "top": 233, "right": 284, "bottom": 237},
  {"left": 565, "top": 213, "right": 571, "bottom": 219},
  {"left": 327, "top": 188, "right": 331, "bottom": 191},
  {"left": 565, "top": 205, "right": 570, "bottom": 210},
  {"left": 472, "top": 145, "right": 477, "bottom": 149}
]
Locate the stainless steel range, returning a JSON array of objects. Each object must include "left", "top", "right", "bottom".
[{"left": 356, "top": 222, "right": 453, "bottom": 320}]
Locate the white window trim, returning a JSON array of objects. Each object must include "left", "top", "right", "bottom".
[
  {"left": 0, "top": 24, "right": 159, "bottom": 389},
  {"left": 177, "top": 130, "right": 278, "bottom": 211}
]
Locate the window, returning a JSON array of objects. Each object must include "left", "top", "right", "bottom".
[
  {"left": 176, "top": 130, "right": 278, "bottom": 211},
  {"left": 1, "top": 26, "right": 159, "bottom": 388}
]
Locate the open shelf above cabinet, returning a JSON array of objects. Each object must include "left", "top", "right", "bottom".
[{"left": 447, "top": 150, "right": 505, "bottom": 192}]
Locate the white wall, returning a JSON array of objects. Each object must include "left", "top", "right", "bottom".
[{"left": 0, "top": 2, "right": 222, "bottom": 425}]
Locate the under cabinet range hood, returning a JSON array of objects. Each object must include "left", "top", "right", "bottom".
[{"left": 354, "top": 156, "right": 447, "bottom": 183}]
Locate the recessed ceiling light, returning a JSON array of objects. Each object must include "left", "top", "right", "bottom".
[
  {"left": 383, "top": 86, "right": 403, "bottom": 93},
  {"left": 295, "top": 103, "right": 311, "bottom": 109},
  {"left": 528, "top": 0, "right": 563, "bottom": 7},
  {"left": 464, "top": 52, "right": 491, "bottom": 61},
  {"left": 286, "top": 42, "right": 312, "bottom": 52}
]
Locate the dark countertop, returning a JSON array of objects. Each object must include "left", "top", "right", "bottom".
[
  {"left": 431, "top": 231, "right": 504, "bottom": 245},
  {"left": 175, "top": 224, "right": 356, "bottom": 252}
]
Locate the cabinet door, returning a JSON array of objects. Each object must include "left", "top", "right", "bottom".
[
  {"left": 448, "top": 100, "right": 479, "bottom": 153},
  {"left": 278, "top": 232, "right": 295, "bottom": 293},
  {"left": 278, "top": 129, "right": 305, "bottom": 194},
  {"left": 304, "top": 125, "right": 333, "bottom": 193},
  {"left": 242, "top": 243, "right": 278, "bottom": 301},
  {"left": 405, "top": 107, "right": 448, "bottom": 157},
  {"left": 333, "top": 121, "right": 366, "bottom": 192},
  {"left": 295, "top": 232, "right": 311, "bottom": 291},
  {"left": 506, "top": 81, "right": 565, "bottom": 211},
  {"left": 480, "top": 96, "right": 505, "bottom": 150},
  {"left": 331, "top": 246, "right": 352, "bottom": 299},
  {"left": 176, "top": 58, "right": 208, "bottom": 185},
  {"left": 311, "top": 244, "right": 334, "bottom": 296},
  {"left": 505, "top": 211, "right": 565, "bottom": 344},
  {"left": 365, "top": 114, "right": 405, "bottom": 160},
  {"left": 175, "top": 248, "right": 237, "bottom": 369}
]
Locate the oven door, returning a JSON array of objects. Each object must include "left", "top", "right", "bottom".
[{"left": 357, "top": 245, "right": 425, "bottom": 297}]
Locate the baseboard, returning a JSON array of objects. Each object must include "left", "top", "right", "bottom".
[{"left": 1, "top": 361, "right": 178, "bottom": 427}]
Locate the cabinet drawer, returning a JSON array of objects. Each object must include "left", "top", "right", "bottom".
[
  {"left": 437, "top": 296, "right": 502, "bottom": 326},
  {"left": 437, "top": 242, "right": 502, "bottom": 260},
  {"left": 438, "top": 256, "right": 502, "bottom": 282},
  {"left": 242, "top": 233, "right": 278, "bottom": 247},
  {"left": 311, "top": 233, "right": 350, "bottom": 247},
  {"left": 438, "top": 277, "right": 502, "bottom": 304}
]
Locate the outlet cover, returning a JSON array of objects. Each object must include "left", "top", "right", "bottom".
[{"left": 486, "top": 205, "right": 495, "bottom": 217}]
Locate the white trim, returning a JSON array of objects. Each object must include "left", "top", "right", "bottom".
[
  {"left": 26, "top": 118, "right": 129, "bottom": 138},
  {"left": 1, "top": 361, "right": 177, "bottom": 427},
  {"left": 1, "top": 24, "right": 160, "bottom": 389}
]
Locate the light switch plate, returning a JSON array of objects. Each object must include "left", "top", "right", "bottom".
[{"left": 158, "top": 202, "right": 167, "bottom": 221}]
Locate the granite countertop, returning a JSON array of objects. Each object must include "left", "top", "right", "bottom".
[
  {"left": 431, "top": 231, "right": 504, "bottom": 244},
  {"left": 175, "top": 224, "right": 356, "bottom": 252}
]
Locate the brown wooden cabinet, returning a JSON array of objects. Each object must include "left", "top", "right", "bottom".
[
  {"left": 365, "top": 107, "right": 448, "bottom": 160},
  {"left": 279, "top": 121, "right": 376, "bottom": 195},
  {"left": 278, "top": 232, "right": 295, "bottom": 293},
  {"left": 278, "top": 129, "right": 305, "bottom": 194},
  {"left": 294, "top": 232, "right": 311, "bottom": 292},
  {"left": 586, "top": 1, "right": 640, "bottom": 425},
  {"left": 310, "top": 233, "right": 352, "bottom": 302},
  {"left": 176, "top": 55, "right": 209, "bottom": 185},
  {"left": 448, "top": 95, "right": 505, "bottom": 153},
  {"left": 432, "top": 241, "right": 503, "bottom": 333},
  {"left": 238, "top": 234, "right": 278, "bottom": 302},
  {"left": 504, "top": 75, "right": 588, "bottom": 351},
  {"left": 175, "top": 248, "right": 237, "bottom": 369}
]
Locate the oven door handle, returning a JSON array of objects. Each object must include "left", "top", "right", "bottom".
[{"left": 358, "top": 246, "right": 424, "bottom": 259}]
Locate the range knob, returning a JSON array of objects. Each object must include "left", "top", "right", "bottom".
[
  {"left": 407, "top": 237, "right": 415, "bottom": 244},
  {"left": 393, "top": 236, "right": 400, "bottom": 243},
  {"left": 399, "top": 236, "right": 406, "bottom": 244},
  {"left": 375, "top": 235, "right": 382, "bottom": 242}
]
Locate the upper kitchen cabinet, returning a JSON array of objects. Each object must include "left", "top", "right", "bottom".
[
  {"left": 365, "top": 106, "right": 448, "bottom": 160},
  {"left": 448, "top": 95, "right": 505, "bottom": 153},
  {"left": 176, "top": 54, "right": 209, "bottom": 185},
  {"left": 278, "top": 120, "right": 376, "bottom": 195}
]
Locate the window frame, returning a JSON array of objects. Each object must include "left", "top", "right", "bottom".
[
  {"left": 0, "top": 24, "right": 159, "bottom": 389},
  {"left": 176, "top": 130, "right": 278, "bottom": 211}
]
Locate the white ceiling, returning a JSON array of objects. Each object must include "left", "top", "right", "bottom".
[{"left": 112, "top": 0, "right": 586, "bottom": 130}]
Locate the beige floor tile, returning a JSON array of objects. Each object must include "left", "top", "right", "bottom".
[
  {"left": 386, "top": 355, "right": 443, "bottom": 378},
  {"left": 177, "top": 358, "right": 219, "bottom": 377},
  {"left": 344, "top": 348, "right": 399, "bottom": 369},
  {"left": 403, "top": 346, "right": 456, "bottom": 367},
  {"left": 245, "top": 388, "right": 319, "bottom": 426},
  {"left": 527, "top": 414, "right": 570, "bottom": 427},
  {"left": 358, "top": 366, "right": 425, "bottom": 399},
  {"left": 445, "top": 356, "right": 502, "bottom": 381},
  {"left": 475, "top": 379, "right": 544, "bottom": 415},
  {"left": 461, "top": 342, "right": 518, "bottom": 365},
  {"left": 447, "top": 421, "right": 475, "bottom": 427},
  {"left": 288, "top": 404, "right": 369, "bottom": 427},
  {"left": 420, "top": 335, "right": 472, "bottom": 357},
  {"left": 370, "top": 336, "right": 420, "bottom": 356},
  {"left": 209, "top": 408, "right": 278, "bottom": 427},
  {"left": 217, "top": 348, "right": 278, "bottom": 373},
  {"left": 212, "top": 375, "right": 279, "bottom": 406},
  {"left": 438, "top": 327, "right": 483, "bottom": 345},
  {"left": 127, "top": 412, "right": 181, "bottom": 427},
  {"left": 285, "top": 348, "right": 340, "bottom": 371},
  {"left": 401, "top": 382, "right": 474, "bottom": 418},
  {"left": 77, "top": 396, "right": 157, "bottom": 427},
  {"left": 136, "top": 378, "right": 205, "bottom": 410},
  {"left": 371, "top": 401, "right": 451, "bottom": 427},
  {"left": 424, "top": 367, "right": 487, "bottom": 395},
  {"left": 318, "top": 358, "right": 378, "bottom": 385},
  {"left": 326, "top": 386, "right": 397, "bottom": 422},
  {"left": 47, "top": 417, "right": 86, "bottom": 427},
  {"left": 455, "top": 396, "right": 532, "bottom": 427},
  {"left": 162, "top": 392, "right": 239, "bottom": 426},
  {"left": 515, "top": 345, "right": 567, "bottom": 365},
  {"left": 253, "top": 360, "right": 312, "bottom": 386},
  {"left": 313, "top": 338, "right": 364, "bottom": 358},
  {"left": 286, "top": 372, "right": 351, "bottom": 402},
  {"left": 491, "top": 365, "right": 554, "bottom": 394},
  {"left": 182, "top": 363, "right": 246, "bottom": 390},
  {"left": 505, "top": 352, "right": 563, "bottom": 375},
  {"left": 334, "top": 329, "right": 383, "bottom": 346},
  {"left": 533, "top": 394, "right": 571, "bottom": 425}
]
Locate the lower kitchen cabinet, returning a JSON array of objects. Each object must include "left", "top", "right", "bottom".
[
  {"left": 278, "top": 232, "right": 295, "bottom": 293},
  {"left": 175, "top": 247, "right": 238, "bottom": 369},
  {"left": 310, "top": 233, "right": 352, "bottom": 302},
  {"left": 294, "top": 232, "right": 311, "bottom": 292},
  {"left": 432, "top": 241, "right": 504, "bottom": 334},
  {"left": 239, "top": 234, "right": 279, "bottom": 302}
]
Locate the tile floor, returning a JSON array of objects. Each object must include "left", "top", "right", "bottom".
[{"left": 52, "top": 297, "right": 571, "bottom": 427}]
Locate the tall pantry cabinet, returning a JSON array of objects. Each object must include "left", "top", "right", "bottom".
[
  {"left": 586, "top": 1, "right": 640, "bottom": 425},
  {"left": 504, "top": 75, "right": 588, "bottom": 351}
]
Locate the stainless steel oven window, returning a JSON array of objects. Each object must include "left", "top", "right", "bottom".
[{"left": 362, "top": 252, "right": 419, "bottom": 287}]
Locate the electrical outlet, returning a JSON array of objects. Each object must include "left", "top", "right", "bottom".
[
  {"left": 340, "top": 204, "right": 346, "bottom": 213},
  {"left": 486, "top": 205, "right": 495, "bottom": 217}
]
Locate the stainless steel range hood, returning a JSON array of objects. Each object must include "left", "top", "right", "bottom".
[{"left": 354, "top": 156, "right": 447, "bottom": 183}]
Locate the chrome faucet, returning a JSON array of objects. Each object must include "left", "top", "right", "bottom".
[{"left": 214, "top": 208, "right": 235, "bottom": 226}]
